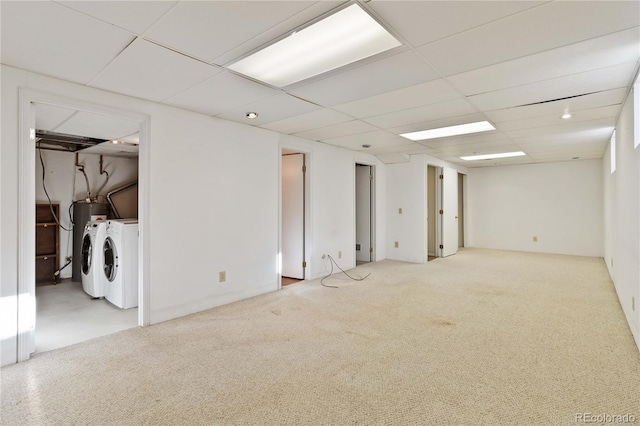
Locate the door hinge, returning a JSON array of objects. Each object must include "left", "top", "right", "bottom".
[
  {"left": 369, "top": 174, "right": 373, "bottom": 181},
  {"left": 302, "top": 261, "right": 307, "bottom": 268},
  {"left": 439, "top": 209, "right": 443, "bottom": 215},
  {"left": 302, "top": 165, "right": 307, "bottom": 173},
  {"left": 439, "top": 244, "right": 444, "bottom": 249},
  {"left": 369, "top": 247, "right": 373, "bottom": 253},
  {"left": 439, "top": 174, "right": 443, "bottom": 179}
]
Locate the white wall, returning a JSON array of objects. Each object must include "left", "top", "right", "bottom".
[
  {"left": 35, "top": 150, "right": 138, "bottom": 278},
  {"left": 385, "top": 155, "right": 468, "bottom": 264},
  {"left": 0, "top": 65, "right": 386, "bottom": 366},
  {"left": 467, "top": 160, "right": 604, "bottom": 257},
  {"left": 603, "top": 88, "right": 640, "bottom": 351}
]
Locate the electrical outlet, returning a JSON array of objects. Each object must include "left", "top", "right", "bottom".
[
  {"left": 398, "top": 207, "right": 403, "bottom": 214},
  {"left": 394, "top": 241, "right": 399, "bottom": 248},
  {"left": 532, "top": 236, "right": 537, "bottom": 242},
  {"left": 338, "top": 251, "right": 342, "bottom": 259},
  {"left": 322, "top": 254, "right": 326, "bottom": 259},
  {"left": 219, "top": 271, "right": 226, "bottom": 282}
]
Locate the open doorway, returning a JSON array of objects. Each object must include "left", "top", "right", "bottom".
[
  {"left": 355, "top": 163, "right": 375, "bottom": 265},
  {"left": 427, "top": 165, "right": 437, "bottom": 261},
  {"left": 18, "top": 90, "right": 149, "bottom": 362},
  {"left": 33, "top": 105, "right": 140, "bottom": 353},
  {"left": 281, "top": 151, "right": 307, "bottom": 287},
  {"left": 458, "top": 173, "right": 465, "bottom": 249}
]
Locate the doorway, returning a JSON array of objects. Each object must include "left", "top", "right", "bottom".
[
  {"left": 281, "top": 152, "right": 306, "bottom": 286},
  {"left": 34, "top": 106, "right": 140, "bottom": 353},
  {"left": 355, "top": 163, "right": 374, "bottom": 265},
  {"left": 18, "top": 90, "right": 149, "bottom": 362},
  {"left": 458, "top": 173, "right": 465, "bottom": 248},
  {"left": 427, "top": 165, "right": 437, "bottom": 261},
  {"left": 438, "top": 166, "right": 459, "bottom": 258}
]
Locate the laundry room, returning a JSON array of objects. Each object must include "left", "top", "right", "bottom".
[{"left": 34, "top": 103, "right": 140, "bottom": 354}]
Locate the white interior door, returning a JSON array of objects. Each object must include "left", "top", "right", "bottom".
[
  {"left": 355, "top": 165, "right": 371, "bottom": 262},
  {"left": 440, "top": 167, "right": 459, "bottom": 257},
  {"left": 282, "top": 154, "right": 304, "bottom": 279}
]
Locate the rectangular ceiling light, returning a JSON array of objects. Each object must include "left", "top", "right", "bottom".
[
  {"left": 460, "top": 151, "right": 526, "bottom": 161},
  {"left": 227, "top": 4, "right": 401, "bottom": 87},
  {"left": 400, "top": 121, "right": 496, "bottom": 141}
]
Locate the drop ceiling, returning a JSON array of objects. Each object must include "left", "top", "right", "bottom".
[{"left": 2, "top": 0, "right": 638, "bottom": 167}]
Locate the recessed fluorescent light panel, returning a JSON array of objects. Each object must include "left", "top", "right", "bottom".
[
  {"left": 400, "top": 121, "right": 495, "bottom": 141},
  {"left": 227, "top": 4, "right": 401, "bottom": 87},
  {"left": 460, "top": 151, "right": 526, "bottom": 161}
]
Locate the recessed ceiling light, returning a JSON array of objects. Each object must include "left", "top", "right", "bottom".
[
  {"left": 561, "top": 113, "right": 572, "bottom": 119},
  {"left": 246, "top": 112, "right": 258, "bottom": 119},
  {"left": 400, "top": 121, "right": 495, "bottom": 141},
  {"left": 460, "top": 151, "right": 526, "bottom": 161},
  {"left": 227, "top": 4, "right": 401, "bottom": 87}
]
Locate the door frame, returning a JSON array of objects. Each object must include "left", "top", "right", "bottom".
[
  {"left": 354, "top": 161, "right": 376, "bottom": 263},
  {"left": 278, "top": 147, "right": 311, "bottom": 288},
  {"left": 426, "top": 163, "right": 438, "bottom": 260},
  {"left": 17, "top": 89, "right": 150, "bottom": 361},
  {"left": 438, "top": 166, "right": 459, "bottom": 258}
]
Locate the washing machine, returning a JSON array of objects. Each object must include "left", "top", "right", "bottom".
[
  {"left": 103, "top": 219, "right": 139, "bottom": 309},
  {"left": 80, "top": 220, "right": 108, "bottom": 298}
]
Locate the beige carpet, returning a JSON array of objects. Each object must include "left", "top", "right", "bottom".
[{"left": 2, "top": 248, "right": 639, "bottom": 425}]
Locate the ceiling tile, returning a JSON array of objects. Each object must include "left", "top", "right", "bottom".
[
  {"left": 1, "top": 1, "right": 135, "bottom": 84},
  {"left": 388, "top": 113, "right": 488, "bottom": 136},
  {"left": 213, "top": 2, "right": 343, "bottom": 65},
  {"left": 519, "top": 140, "right": 607, "bottom": 153},
  {"left": 448, "top": 28, "right": 640, "bottom": 96},
  {"left": 89, "top": 38, "right": 221, "bottom": 103},
  {"left": 418, "top": 1, "right": 640, "bottom": 76},
  {"left": 216, "top": 93, "right": 321, "bottom": 125},
  {"left": 35, "top": 104, "right": 77, "bottom": 132},
  {"left": 375, "top": 153, "right": 411, "bottom": 164},
  {"left": 59, "top": 1, "right": 177, "bottom": 34},
  {"left": 333, "top": 79, "right": 460, "bottom": 119},
  {"left": 363, "top": 98, "right": 477, "bottom": 129},
  {"left": 294, "top": 120, "right": 378, "bottom": 141},
  {"left": 144, "top": 1, "right": 314, "bottom": 62},
  {"left": 468, "top": 62, "right": 637, "bottom": 112},
  {"left": 458, "top": 155, "right": 534, "bottom": 168},
  {"left": 322, "top": 130, "right": 406, "bottom": 151},
  {"left": 260, "top": 109, "right": 352, "bottom": 134},
  {"left": 484, "top": 88, "right": 627, "bottom": 123},
  {"left": 366, "top": 142, "right": 425, "bottom": 155},
  {"left": 420, "top": 131, "right": 512, "bottom": 149},
  {"left": 495, "top": 105, "right": 620, "bottom": 133},
  {"left": 288, "top": 50, "right": 439, "bottom": 106},
  {"left": 163, "top": 71, "right": 279, "bottom": 116},
  {"left": 505, "top": 118, "right": 615, "bottom": 140},
  {"left": 431, "top": 140, "right": 522, "bottom": 157},
  {"left": 370, "top": 1, "right": 543, "bottom": 47},
  {"left": 54, "top": 111, "right": 141, "bottom": 141}
]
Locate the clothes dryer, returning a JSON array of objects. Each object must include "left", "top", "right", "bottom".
[
  {"left": 80, "top": 220, "right": 107, "bottom": 298},
  {"left": 103, "top": 219, "right": 139, "bottom": 309}
]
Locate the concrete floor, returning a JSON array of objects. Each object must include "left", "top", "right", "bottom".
[{"left": 35, "top": 280, "right": 137, "bottom": 353}]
